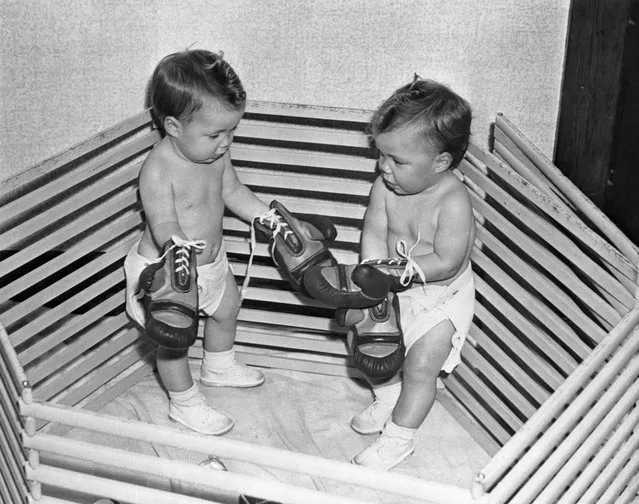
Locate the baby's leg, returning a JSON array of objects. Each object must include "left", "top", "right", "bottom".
[
  {"left": 200, "top": 268, "right": 264, "bottom": 388},
  {"left": 157, "top": 347, "right": 192, "bottom": 391},
  {"left": 352, "top": 319, "right": 454, "bottom": 469},
  {"left": 203, "top": 268, "right": 241, "bottom": 352},
  {"left": 393, "top": 319, "right": 454, "bottom": 428},
  {"left": 157, "top": 346, "right": 234, "bottom": 435}
]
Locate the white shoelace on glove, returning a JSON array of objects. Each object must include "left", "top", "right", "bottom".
[
  {"left": 361, "top": 231, "right": 426, "bottom": 287},
  {"left": 153, "top": 235, "right": 206, "bottom": 271},
  {"left": 135, "top": 236, "right": 206, "bottom": 303},
  {"left": 394, "top": 234, "right": 426, "bottom": 286},
  {"left": 243, "top": 210, "right": 292, "bottom": 301}
]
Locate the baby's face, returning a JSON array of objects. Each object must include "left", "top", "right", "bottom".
[
  {"left": 374, "top": 125, "right": 445, "bottom": 195},
  {"left": 172, "top": 97, "right": 245, "bottom": 164}
]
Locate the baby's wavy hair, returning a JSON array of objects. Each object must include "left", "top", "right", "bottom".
[
  {"left": 370, "top": 75, "right": 472, "bottom": 168},
  {"left": 149, "top": 49, "right": 246, "bottom": 129}
]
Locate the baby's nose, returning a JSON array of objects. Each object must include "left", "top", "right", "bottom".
[{"left": 378, "top": 159, "right": 391, "bottom": 174}]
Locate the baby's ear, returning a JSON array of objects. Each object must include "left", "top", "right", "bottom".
[
  {"left": 434, "top": 152, "right": 453, "bottom": 173},
  {"left": 163, "top": 116, "right": 181, "bottom": 138}
]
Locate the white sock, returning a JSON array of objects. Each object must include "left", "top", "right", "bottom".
[
  {"left": 203, "top": 348, "right": 234, "bottom": 371},
  {"left": 169, "top": 382, "right": 200, "bottom": 406},
  {"left": 384, "top": 419, "right": 416, "bottom": 440}
]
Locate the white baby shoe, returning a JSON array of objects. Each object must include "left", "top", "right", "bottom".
[{"left": 352, "top": 420, "right": 415, "bottom": 471}]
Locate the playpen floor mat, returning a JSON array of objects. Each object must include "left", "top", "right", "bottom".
[{"left": 58, "top": 363, "right": 490, "bottom": 503}]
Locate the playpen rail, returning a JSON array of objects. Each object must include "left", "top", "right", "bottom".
[
  {"left": 245, "top": 99, "right": 373, "bottom": 123},
  {"left": 0, "top": 322, "right": 30, "bottom": 503},
  {"left": 26, "top": 436, "right": 372, "bottom": 504},
  {"left": 477, "top": 137, "right": 639, "bottom": 288},
  {"left": 507, "top": 353, "right": 639, "bottom": 504},
  {"left": 466, "top": 185, "right": 621, "bottom": 328},
  {"left": 20, "top": 399, "right": 475, "bottom": 504},
  {"left": 0, "top": 323, "right": 28, "bottom": 391},
  {"left": 494, "top": 113, "right": 639, "bottom": 271},
  {"left": 555, "top": 404, "right": 639, "bottom": 503},
  {"left": 476, "top": 303, "right": 639, "bottom": 493},
  {"left": 532, "top": 382, "right": 639, "bottom": 503},
  {"left": 238, "top": 119, "right": 371, "bottom": 147},
  {"left": 0, "top": 110, "right": 153, "bottom": 203},
  {"left": 464, "top": 149, "right": 637, "bottom": 303},
  {"left": 26, "top": 464, "right": 228, "bottom": 504}
]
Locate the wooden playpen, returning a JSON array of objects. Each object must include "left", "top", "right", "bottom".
[{"left": 1, "top": 100, "right": 639, "bottom": 504}]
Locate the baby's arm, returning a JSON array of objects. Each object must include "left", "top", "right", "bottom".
[
  {"left": 361, "top": 178, "right": 389, "bottom": 260},
  {"left": 220, "top": 154, "right": 269, "bottom": 220},
  {"left": 139, "top": 161, "right": 187, "bottom": 246},
  {"left": 417, "top": 189, "right": 474, "bottom": 282}
]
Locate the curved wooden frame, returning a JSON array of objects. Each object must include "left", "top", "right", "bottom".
[{"left": 2, "top": 101, "right": 638, "bottom": 504}]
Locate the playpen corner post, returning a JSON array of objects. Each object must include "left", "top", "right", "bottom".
[
  {"left": 28, "top": 480, "right": 42, "bottom": 501},
  {"left": 22, "top": 382, "right": 33, "bottom": 404},
  {"left": 471, "top": 472, "right": 487, "bottom": 501},
  {"left": 20, "top": 402, "right": 44, "bottom": 504}
]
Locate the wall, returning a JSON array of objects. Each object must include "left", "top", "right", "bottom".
[{"left": 0, "top": 0, "right": 570, "bottom": 181}]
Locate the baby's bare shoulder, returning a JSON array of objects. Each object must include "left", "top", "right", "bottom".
[
  {"left": 440, "top": 174, "right": 471, "bottom": 205},
  {"left": 140, "top": 141, "right": 175, "bottom": 177}
]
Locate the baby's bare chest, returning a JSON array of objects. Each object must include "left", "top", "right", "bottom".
[
  {"left": 386, "top": 195, "right": 439, "bottom": 248},
  {"left": 172, "top": 169, "right": 223, "bottom": 211}
]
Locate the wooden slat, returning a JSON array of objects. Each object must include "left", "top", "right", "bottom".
[
  {"left": 6, "top": 101, "right": 639, "bottom": 496},
  {"left": 473, "top": 283, "right": 563, "bottom": 390},
  {"left": 555, "top": 404, "right": 639, "bottom": 504},
  {"left": 46, "top": 354, "right": 155, "bottom": 437},
  {"left": 3, "top": 234, "right": 135, "bottom": 331},
  {"left": 494, "top": 131, "right": 639, "bottom": 295},
  {"left": 223, "top": 216, "right": 363, "bottom": 245},
  {"left": 466, "top": 145, "right": 639, "bottom": 287},
  {"left": 238, "top": 307, "right": 338, "bottom": 333},
  {"left": 472, "top": 250, "right": 580, "bottom": 375},
  {"left": 0, "top": 110, "right": 153, "bottom": 201},
  {"left": 231, "top": 143, "right": 376, "bottom": 174},
  {"left": 19, "top": 291, "right": 125, "bottom": 367},
  {"left": 474, "top": 227, "right": 600, "bottom": 355},
  {"left": 459, "top": 155, "right": 635, "bottom": 309},
  {"left": 245, "top": 100, "right": 372, "bottom": 123},
  {"left": 7, "top": 256, "right": 129, "bottom": 345},
  {"left": 236, "top": 166, "right": 371, "bottom": 197},
  {"left": 443, "top": 373, "right": 512, "bottom": 446},
  {"left": 1, "top": 161, "right": 141, "bottom": 250},
  {"left": 476, "top": 220, "right": 608, "bottom": 346},
  {"left": 241, "top": 284, "right": 333, "bottom": 309},
  {"left": 0, "top": 188, "right": 139, "bottom": 284},
  {"left": 0, "top": 379, "right": 26, "bottom": 473},
  {"left": 454, "top": 364, "right": 524, "bottom": 433},
  {"left": 33, "top": 325, "right": 140, "bottom": 401},
  {"left": 0, "top": 132, "right": 154, "bottom": 228},
  {"left": 251, "top": 193, "right": 367, "bottom": 222},
  {"left": 190, "top": 343, "right": 357, "bottom": 379},
  {"left": 495, "top": 114, "right": 639, "bottom": 269},
  {"left": 531, "top": 384, "right": 639, "bottom": 504},
  {"left": 195, "top": 323, "right": 347, "bottom": 356},
  {"left": 0, "top": 405, "right": 28, "bottom": 500},
  {"left": 226, "top": 239, "right": 359, "bottom": 266},
  {"left": 35, "top": 333, "right": 150, "bottom": 403},
  {"left": 0, "top": 209, "right": 141, "bottom": 302},
  {"left": 492, "top": 134, "right": 571, "bottom": 209},
  {"left": 461, "top": 343, "right": 537, "bottom": 418},
  {"left": 468, "top": 325, "right": 550, "bottom": 405},
  {"left": 26, "top": 312, "right": 130, "bottom": 385},
  {"left": 436, "top": 388, "right": 501, "bottom": 456},
  {"left": 236, "top": 330, "right": 347, "bottom": 356},
  {"left": 464, "top": 182, "right": 621, "bottom": 328},
  {"left": 0, "top": 450, "right": 24, "bottom": 504},
  {"left": 236, "top": 119, "right": 371, "bottom": 149}
]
